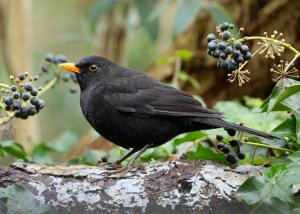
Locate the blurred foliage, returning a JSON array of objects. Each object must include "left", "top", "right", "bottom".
[
  {"left": 0, "top": 0, "right": 300, "bottom": 212},
  {"left": 0, "top": 184, "right": 56, "bottom": 213}
]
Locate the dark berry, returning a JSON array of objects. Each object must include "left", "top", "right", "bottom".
[
  {"left": 234, "top": 42, "right": 242, "bottom": 50},
  {"left": 31, "top": 89, "right": 38, "bottom": 96},
  {"left": 21, "top": 114, "right": 28, "bottom": 119},
  {"left": 235, "top": 56, "right": 244, "bottom": 64},
  {"left": 222, "top": 31, "right": 231, "bottom": 40},
  {"left": 222, "top": 146, "right": 230, "bottom": 154},
  {"left": 226, "top": 154, "right": 237, "bottom": 164},
  {"left": 30, "top": 97, "right": 39, "bottom": 105},
  {"left": 101, "top": 156, "right": 108, "bottom": 163},
  {"left": 240, "top": 45, "right": 249, "bottom": 54},
  {"left": 217, "top": 42, "right": 228, "bottom": 50},
  {"left": 227, "top": 61, "right": 238, "bottom": 71},
  {"left": 216, "top": 135, "right": 224, "bottom": 141},
  {"left": 217, "top": 143, "right": 225, "bottom": 150},
  {"left": 208, "top": 41, "right": 217, "bottom": 51},
  {"left": 35, "top": 100, "right": 45, "bottom": 110},
  {"left": 70, "top": 73, "right": 78, "bottom": 83},
  {"left": 56, "top": 54, "right": 68, "bottom": 63},
  {"left": 5, "top": 105, "right": 12, "bottom": 111},
  {"left": 45, "top": 53, "right": 55, "bottom": 63},
  {"left": 227, "top": 129, "right": 236, "bottom": 136},
  {"left": 207, "top": 33, "right": 216, "bottom": 42},
  {"left": 212, "top": 49, "right": 221, "bottom": 58},
  {"left": 22, "top": 93, "right": 30, "bottom": 101},
  {"left": 69, "top": 88, "right": 77, "bottom": 94},
  {"left": 41, "top": 64, "right": 49, "bottom": 73},
  {"left": 217, "top": 60, "right": 229, "bottom": 70},
  {"left": 225, "top": 46, "right": 233, "bottom": 55},
  {"left": 10, "top": 85, "right": 17, "bottom": 92},
  {"left": 220, "top": 52, "right": 227, "bottom": 60},
  {"left": 237, "top": 153, "right": 245, "bottom": 160},
  {"left": 12, "top": 92, "right": 20, "bottom": 99},
  {"left": 27, "top": 107, "right": 37, "bottom": 116},
  {"left": 243, "top": 52, "right": 252, "bottom": 61},
  {"left": 3, "top": 96, "right": 13, "bottom": 105},
  {"left": 18, "top": 73, "right": 26, "bottom": 81},
  {"left": 61, "top": 76, "right": 69, "bottom": 82},
  {"left": 20, "top": 107, "right": 28, "bottom": 114},
  {"left": 24, "top": 83, "right": 33, "bottom": 91},
  {"left": 15, "top": 110, "right": 21, "bottom": 118},
  {"left": 229, "top": 140, "right": 238, "bottom": 147},
  {"left": 12, "top": 102, "right": 21, "bottom": 110},
  {"left": 219, "top": 22, "right": 230, "bottom": 31},
  {"left": 233, "top": 50, "right": 241, "bottom": 58}
]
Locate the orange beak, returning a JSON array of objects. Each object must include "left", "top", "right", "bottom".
[{"left": 58, "top": 63, "right": 80, "bottom": 73}]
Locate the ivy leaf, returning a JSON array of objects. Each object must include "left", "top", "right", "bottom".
[
  {"left": 235, "top": 176, "right": 266, "bottom": 205},
  {"left": 187, "top": 143, "right": 227, "bottom": 163},
  {"left": 135, "top": 0, "right": 159, "bottom": 40},
  {"left": 201, "top": 2, "right": 238, "bottom": 36},
  {"left": 172, "top": 0, "right": 202, "bottom": 37},
  {"left": 0, "top": 141, "right": 28, "bottom": 161},
  {"left": 272, "top": 115, "right": 297, "bottom": 140},
  {"left": 176, "top": 71, "right": 200, "bottom": 88},
  {"left": 88, "top": 0, "right": 119, "bottom": 28},
  {"left": 49, "top": 131, "right": 77, "bottom": 153},
  {"left": 0, "top": 184, "right": 56, "bottom": 214},
  {"left": 173, "top": 131, "right": 206, "bottom": 146},
  {"left": 175, "top": 49, "right": 193, "bottom": 61},
  {"left": 31, "top": 143, "right": 54, "bottom": 164}
]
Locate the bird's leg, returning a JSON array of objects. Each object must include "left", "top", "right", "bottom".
[
  {"left": 98, "top": 147, "right": 139, "bottom": 169},
  {"left": 100, "top": 143, "right": 153, "bottom": 176},
  {"left": 113, "top": 147, "right": 140, "bottom": 165}
]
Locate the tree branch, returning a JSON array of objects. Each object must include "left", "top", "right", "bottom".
[{"left": 0, "top": 160, "right": 260, "bottom": 213}]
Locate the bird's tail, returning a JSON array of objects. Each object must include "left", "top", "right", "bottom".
[{"left": 195, "top": 118, "right": 280, "bottom": 140}]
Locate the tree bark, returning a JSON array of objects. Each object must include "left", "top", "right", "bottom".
[{"left": 0, "top": 160, "right": 261, "bottom": 213}]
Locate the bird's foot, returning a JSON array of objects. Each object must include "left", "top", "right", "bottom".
[
  {"left": 99, "top": 163, "right": 144, "bottom": 177},
  {"left": 97, "top": 161, "right": 122, "bottom": 170}
]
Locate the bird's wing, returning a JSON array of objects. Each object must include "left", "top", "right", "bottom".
[{"left": 102, "top": 73, "right": 222, "bottom": 119}]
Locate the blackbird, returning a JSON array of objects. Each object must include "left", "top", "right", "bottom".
[{"left": 59, "top": 55, "right": 278, "bottom": 166}]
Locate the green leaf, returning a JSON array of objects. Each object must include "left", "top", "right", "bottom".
[
  {"left": 187, "top": 143, "right": 227, "bottom": 163},
  {"left": 173, "top": 131, "right": 206, "bottom": 146},
  {"left": 88, "top": 0, "right": 119, "bottom": 26},
  {"left": 156, "top": 56, "right": 175, "bottom": 65},
  {"left": 172, "top": 0, "right": 202, "bottom": 37},
  {"left": 201, "top": 2, "right": 238, "bottom": 36},
  {"left": 31, "top": 143, "right": 54, "bottom": 164},
  {"left": 147, "top": 0, "right": 171, "bottom": 23},
  {"left": 176, "top": 71, "right": 200, "bottom": 88},
  {"left": 262, "top": 79, "right": 300, "bottom": 112},
  {"left": 175, "top": 50, "right": 193, "bottom": 61},
  {"left": 0, "top": 141, "right": 28, "bottom": 161},
  {"left": 235, "top": 176, "right": 266, "bottom": 205},
  {"left": 288, "top": 150, "right": 300, "bottom": 162},
  {"left": 49, "top": 132, "right": 77, "bottom": 153},
  {"left": 135, "top": 0, "right": 160, "bottom": 40},
  {"left": 236, "top": 154, "right": 300, "bottom": 212},
  {"left": 272, "top": 115, "right": 297, "bottom": 139},
  {"left": 0, "top": 184, "right": 56, "bottom": 213}
]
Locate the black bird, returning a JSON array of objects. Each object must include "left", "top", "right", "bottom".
[{"left": 59, "top": 55, "right": 278, "bottom": 166}]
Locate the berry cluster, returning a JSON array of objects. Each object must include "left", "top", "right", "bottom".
[
  {"left": 216, "top": 134, "right": 245, "bottom": 164},
  {"left": 207, "top": 22, "right": 252, "bottom": 72},
  {"left": 1, "top": 73, "right": 44, "bottom": 120},
  {"left": 40, "top": 53, "right": 78, "bottom": 94}
]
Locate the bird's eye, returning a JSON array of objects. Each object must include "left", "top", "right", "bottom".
[{"left": 89, "top": 64, "right": 97, "bottom": 72}]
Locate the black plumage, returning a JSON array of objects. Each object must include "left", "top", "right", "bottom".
[{"left": 59, "top": 55, "right": 278, "bottom": 165}]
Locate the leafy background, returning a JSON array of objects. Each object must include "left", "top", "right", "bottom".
[{"left": 0, "top": 0, "right": 300, "bottom": 213}]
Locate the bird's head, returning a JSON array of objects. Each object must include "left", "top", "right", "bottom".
[{"left": 59, "top": 55, "right": 114, "bottom": 90}]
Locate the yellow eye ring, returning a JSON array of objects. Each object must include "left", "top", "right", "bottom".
[{"left": 89, "top": 64, "right": 97, "bottom": 72}]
